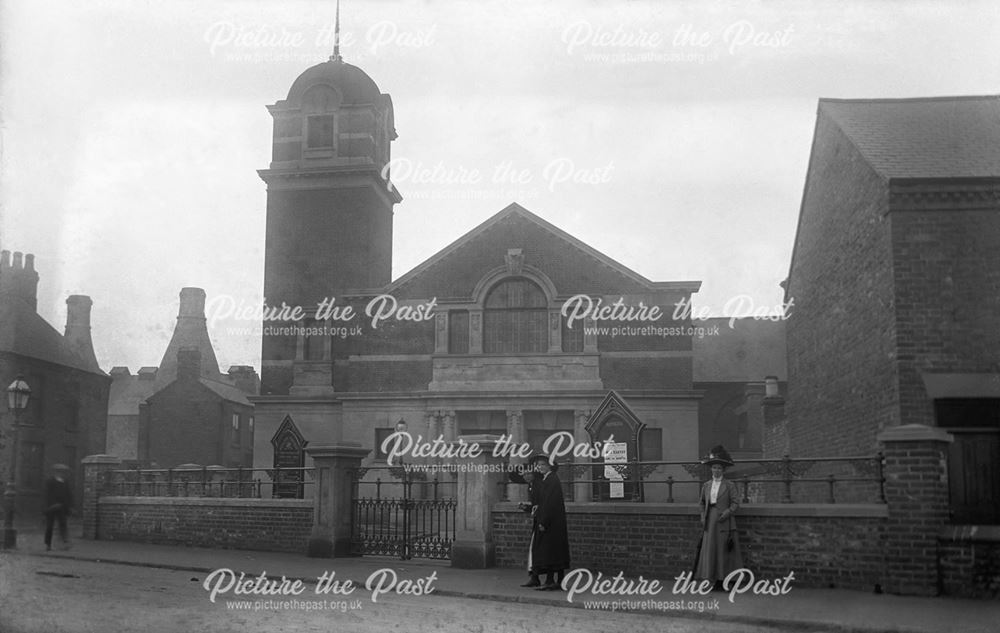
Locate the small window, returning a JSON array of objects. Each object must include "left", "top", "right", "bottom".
[
  {"left": 249, "top": 416, "right": 255, "bottom": 433},
  {"left": 307, "top": 115, "right": 335, "bottom": 149},
  {"left": 232, "top": 413, "right": 240, "bottom": 431},
  {"left": 449, "top": 310, "right": 469, "bottom": 354},
  {"left": 561, "top": 315, "right": 584, "bottom": 352}
]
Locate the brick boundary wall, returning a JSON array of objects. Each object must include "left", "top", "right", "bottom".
[
  {"left": 494, "top": 503, "right": 889, "bottom": 592},
  {"left": 938, "top": 526, "right": 1000, "bottom": 599},
  {"left": 97, "top": 497, "right": 313, "bottom": 553}
]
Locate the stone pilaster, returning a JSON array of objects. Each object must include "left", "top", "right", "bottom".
[
  {"left": 434, "top": 312, "right": 449, "bottom": 354},
  {"left": 450, "top": 435, "right": 504, "bottom": 568},
  {"left": 505, "top": 410, "right": 525, "bottom": 502}
]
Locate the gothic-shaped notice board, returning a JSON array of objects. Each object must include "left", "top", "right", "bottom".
[
  {"left": 271, "top": 415, "right": 307, "bottom": 499},
  {"left": 585, "top": 391, "right": 646, "bottom": 501}
]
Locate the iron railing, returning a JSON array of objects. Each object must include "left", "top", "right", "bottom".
[
  {"left": 500, "top": 454, "right": 885, "bottom": 504},
  {"left": 104, "top": 466, "right": 315, "bottom": 499},
  {"left": 350, "top": 466, "right": 457, "bottom": 560}
]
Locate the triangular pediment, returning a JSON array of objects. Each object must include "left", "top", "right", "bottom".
[
  {"left": 387, "top": 203, "right": 698, "bottom": 300},
  {"left": 271, "top": 415, "right": 307, "bottom": 449},
  {"left": 585, "top": 390, "right": 646, "bottom": 445}
]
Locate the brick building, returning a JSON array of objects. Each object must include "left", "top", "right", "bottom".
[
  {"left": 251, "top": 56, "right": 785, "bottom": 498},
  {"left": 0, "top": 249, "right": 110, "bottom": 514},
  {"left": 108, "top": 288, "right": 258, "bottom": 468},
  {"left": 780, "top": 96, "right": 1000, "bottom": 523}
]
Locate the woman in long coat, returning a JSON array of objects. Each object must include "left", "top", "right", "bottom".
[
  {"left": 695, "top": 445, "right": 743, "bottom": 587},
  {"left": 530, "top": 454, "right": 570, "bottom": 591}
]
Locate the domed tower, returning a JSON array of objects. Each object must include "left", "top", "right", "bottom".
[{"left": 259, "top": 44, "right": 400, "bottom": 394}]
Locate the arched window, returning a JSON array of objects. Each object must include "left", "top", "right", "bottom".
[{"left": 483, "top": 278, "right": 548, "bottom": 353}]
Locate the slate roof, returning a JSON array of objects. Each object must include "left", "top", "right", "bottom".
[
  {"left": 820, "top": 96, "right": 1000, "bottom": 179},
  {"left": 198, "top": 378, "right": 252, "bottom": 406},
  {"left": 0, "top": 294, "right": 105, "bottom": 375}
]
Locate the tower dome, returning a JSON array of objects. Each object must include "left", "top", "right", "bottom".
[
  {"left": 264, "top": 57, "right": 396, "bottom": 170},
  {"left": 285, "top": 59, "right": 383, "bottom": 107}
]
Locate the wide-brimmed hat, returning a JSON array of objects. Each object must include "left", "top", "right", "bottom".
[
  {"left": 700, "top": 445, "right": 734, "bottom": 467},
  {"left": 528, "top": 453, "right": 559, "bottom": 471}
]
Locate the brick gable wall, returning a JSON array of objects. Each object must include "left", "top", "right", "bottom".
[{"left": 783, "top": 115, "right": 899, "bottom": 457}]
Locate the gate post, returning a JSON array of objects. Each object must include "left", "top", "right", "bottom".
[
  {"left": 305, "top": 443, "right": 370, "bottom": 558},
  {"left": 877, "top": 424, "right": 953, "bottom": 596},
  {"left": 451, "top": 434, "right": 504, "bottom": 569},
  {"left": 82, "top": 455, "right": 121, "bottom": 540}
]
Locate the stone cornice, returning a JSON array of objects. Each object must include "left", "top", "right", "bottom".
[
  {"left": 258, "top": 167, "right": 403, "bottom": 205},
  {"left": 889, "top": 178, "right": 1000, "bottom": 211}
]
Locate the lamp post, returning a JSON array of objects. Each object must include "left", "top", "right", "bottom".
[{"left": 3, "top": 375, "right": 31, "bottom": 549}]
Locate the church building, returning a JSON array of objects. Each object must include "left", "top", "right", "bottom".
[{"left": 251, "top": 52, "right": 785, "bottom": 500}]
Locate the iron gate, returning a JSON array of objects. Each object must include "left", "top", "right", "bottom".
[{"left": 350, "top": 466, "right": 457, "bottom": 560}]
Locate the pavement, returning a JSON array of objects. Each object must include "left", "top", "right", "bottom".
[{"left": 4, "top": 530, "right": 998, "bottom": 633}]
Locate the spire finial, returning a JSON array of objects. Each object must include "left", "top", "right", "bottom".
[{"left": 330, "top": 0, "right": 343, "bottom": 62}]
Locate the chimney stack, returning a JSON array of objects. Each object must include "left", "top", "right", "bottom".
[
  {"left": 65, "top": 295, "right": 101, "bottom": 372},
  {"left": 154, "top": 287, "right": 221, "bottom": 388},
  {"left": 0, "top": 250, "right": 40, "bottom": 311}
]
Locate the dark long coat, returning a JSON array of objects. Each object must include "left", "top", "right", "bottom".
[
  {"left": 44, "top": 475, "right": 73, "bottom": 514},
  {"left": 695, "top": 478, "right": 743, "bottom": 582},
  {"left": 531, "top": 471, "right": 570, "bottom": 573}
]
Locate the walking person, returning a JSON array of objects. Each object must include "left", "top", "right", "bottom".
[
  {"left": 43, "top": 463, "right": 74, "bottom": 551},
  {"left": 529, "top": 454, "right": 570, "bottom": 591},
  {"left": 694, "top": 446, "right": 743, "bottom": 589}
]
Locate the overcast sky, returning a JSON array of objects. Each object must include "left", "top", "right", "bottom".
[{"left": 1, "top": 0, "right": 997, "bottom": 373}]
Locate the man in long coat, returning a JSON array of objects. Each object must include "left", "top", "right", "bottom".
[
  {"left": 43, "top": 463, "right": 74, "bottom": 551},
  {"left": 529, "top": 454, "right": 570, "bottom": 591}
]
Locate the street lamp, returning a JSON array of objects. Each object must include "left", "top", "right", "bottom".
[{"left": 3, "top": 375, "right": 31, "bottom": 549}]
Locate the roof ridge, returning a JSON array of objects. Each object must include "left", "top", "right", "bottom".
[{"left": 820, "top": 95, "right": 999, "bottom": 105}]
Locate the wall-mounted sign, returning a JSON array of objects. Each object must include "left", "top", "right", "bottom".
[{"left": 603, "top": 441, "right": 627, "bottom": 499}]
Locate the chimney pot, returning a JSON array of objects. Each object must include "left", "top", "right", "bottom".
[
  {"left": 12, "top": 252, "right": 23, "bottom": 268},
  {"left": 0, "top": 250, "right": 10, "bottom": 267},
  {"left": 178, "top": 287, "right": 207, "bottom": 319}
]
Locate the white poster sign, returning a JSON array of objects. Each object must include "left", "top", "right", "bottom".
[{"left": 603, "top": 442, "right": 628, "bottom": 499}]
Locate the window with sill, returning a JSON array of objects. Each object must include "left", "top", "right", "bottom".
[
  {"left": 483, "top": 278, "right": 547, "bottom": 354},
  {"left": 307, "top": 115, "right": 335, "bottom": 149}
]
